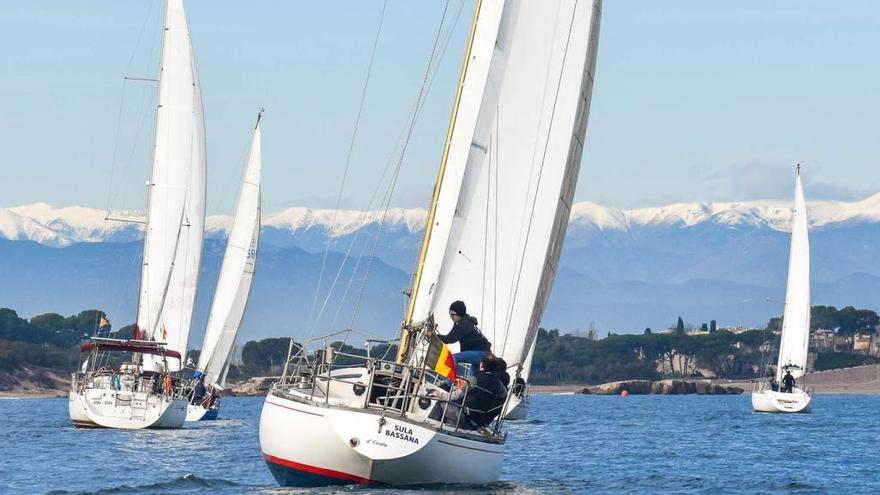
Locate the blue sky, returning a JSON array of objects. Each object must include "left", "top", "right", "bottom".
[{"left": 1, "top": 1, "right": 878, "bottom": 215}]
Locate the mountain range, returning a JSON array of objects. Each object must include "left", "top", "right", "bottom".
[{"left": 1, "top": 194, "right": 878, "bottom": 344}]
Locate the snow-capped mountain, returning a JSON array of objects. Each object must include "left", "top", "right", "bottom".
[
  {"left": 1, "top": 194, "right": 878, "bottom": 338},
  {"left": 3, "top": 193, "right": 878, "bottom": 245}
]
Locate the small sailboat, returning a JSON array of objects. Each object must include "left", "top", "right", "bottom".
[
  {"left": 69, "top": 0, "right": 206, "bottom": 429},
  {"left": 188, "top": 112, "right": 262, "bottom": 422},
  {"left": 752, "top": 165, "right": 813, "bottom": 413},
  {"left": 259, "top": 0, "right": 602, "bottom": 485}
]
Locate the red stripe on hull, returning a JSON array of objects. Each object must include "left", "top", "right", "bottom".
[{"left": 263, "top": 453, "right": 370, "bottom": 485}]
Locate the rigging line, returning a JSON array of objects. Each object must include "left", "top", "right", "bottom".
[
  {"left": 501, "top": 2, "right": 578, "bottom": 361},
  {"left": 493, "top": 103, "right": 500, "bottom": 346},
  {"left": 348, "top": 0, "right": 452, "bottom": 334},
  {"left": 314, "top": 0, "right": 466, "bottom": 337},
  {"left": 307, "top": 0, "right": 389, "bottom": 332},
  {"left": 106, "top": 0, "right": 157, "bottom": 215}
]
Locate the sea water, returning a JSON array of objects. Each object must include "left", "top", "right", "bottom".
[{"left": 2, "top": 394, "right": 879, "bottom": 494}]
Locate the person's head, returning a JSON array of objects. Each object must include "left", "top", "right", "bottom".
[
  {"left": 480, "top": 353, "right": 497, "bottom": 372},
  {"left": 449, "top": 300, "right": 467, "bottom": 322}
]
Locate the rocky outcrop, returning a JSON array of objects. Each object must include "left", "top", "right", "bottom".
[
  {"left": 0, "top": 366, "right": 69, "bottom": 395},
  {"left": 585, "top": 379, "right": 743, "bottom": 395},
  {"left": 226, "top": 376, "right": 279, "bottom": 396}
]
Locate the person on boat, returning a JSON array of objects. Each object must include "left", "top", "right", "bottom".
[
  {"left": 433, "top": 300, "right": 492, "bottom": 378},
  {"left": 191, "top": 371, "right": 207, "bottom": 403},
  {"left": 512, "top": 376, "right": 527, "bottom": 398},
  {"left": 430, "top": 354, "right": 507, "bottom": 429},
  {"left": 782, "top": 370, "right": 795, "bottom": 393}
]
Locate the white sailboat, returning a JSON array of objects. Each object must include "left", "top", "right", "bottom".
[
  {"left": 752, "top": 165, "right": 813, "bottom": 413},
  {"left": 188, "top": 112, "right": 262, "bottom": 422},
  {"left": 259, "top": 0, "right": 602, "bottom": 485},
  {"left": 68, "top": 0, "right": 206, "bottom": 430}
]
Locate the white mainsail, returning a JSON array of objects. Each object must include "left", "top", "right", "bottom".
[
  {"left": 405, "top": 0, "right": 602, "bottom": 376},
  {"left": 196, "top": 115, "right": 262, "bottom": 389},
  {"left": 776, "top": 168, "right": 811, "bottom": 382},
  {"left": 139, "top": 0, "right": 206, "bottom": 372}
]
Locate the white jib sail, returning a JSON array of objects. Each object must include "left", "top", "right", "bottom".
[
  {"left": 408, "top": 0, "right": 602, "bottom": 375},
  {"left": 776, "top": 169, "right": 811, "bottom": 382},
  {"left": 140, "top": 0, "right": 206, "bottom": 372},
  {"left": 196, "top": 116, "right": 262, "bottom": 389}
]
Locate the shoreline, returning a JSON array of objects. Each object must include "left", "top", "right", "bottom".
[{"left": 532, "top": 365, "right": 880, "bottom": 396}]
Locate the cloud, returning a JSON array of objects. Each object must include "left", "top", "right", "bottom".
[{"left": 708, "top": 162, "right": 876, "bottom": 202}]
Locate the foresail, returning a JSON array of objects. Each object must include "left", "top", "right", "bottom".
[
  {"left": 407, "top": 0, "right": 602, "bottom": 376},
  {"left": 197, "top": 117, "right": 261, "bottom": 388},
  {"left": 140, "top": 0, "right": 206, "bottom": 372},
  {"left": 777, "top": 170, "right": 811, "bottom": 381}
]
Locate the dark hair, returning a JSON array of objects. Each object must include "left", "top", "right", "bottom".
[{"left": 480, "top": 353, "right": 497, "bottom": 372}]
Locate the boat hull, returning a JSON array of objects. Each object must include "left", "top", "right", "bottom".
[
  {"left": 186, "top": 403, "right": 219, "bottom": 422},
  {"left": 259, "top": 390, "right": 504, "bottom": 486},
  {"left": 751, "top": 387, "right": 812, "bottom": 413},
  {"left": 69, "top": 386, "right": 187, "bottom": 429},
  {"left": 503, "top": 395, "right": 529, "bottom": 420}
]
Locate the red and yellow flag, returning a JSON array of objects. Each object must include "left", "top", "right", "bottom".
[
  {"left": 425, "top": 335, "right": 456, "bottom": 381},
  {"left": 162, "top": 326, "right": 168, "bottom": 340},
  {"left": 99, "top": 316, "right": 110, "bottom": 327}
]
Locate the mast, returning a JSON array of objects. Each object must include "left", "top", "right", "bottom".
[{"left": 398, "top": 0, "right": 487, "bottom": 361}]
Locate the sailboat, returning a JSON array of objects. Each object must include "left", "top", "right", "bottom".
[
  {"left": 187, "top": 112, "right": 262, "bottom": 422},
  {"left": 752, "top": 165, "right": 813, "bottom": 413},
  {"left": 259, "top": 0, "right": 602, "bottom": 485},
  {"left": 68, "top": 0, "right": 206, "bottom": 429}
]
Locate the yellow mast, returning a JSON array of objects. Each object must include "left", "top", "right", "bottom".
[{"left": 397, "top": 0, "right": 484, "bottom": 362}]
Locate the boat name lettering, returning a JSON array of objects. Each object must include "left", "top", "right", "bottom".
[{"left": 384, "top": 425, "right": 419, "bottom": 444}]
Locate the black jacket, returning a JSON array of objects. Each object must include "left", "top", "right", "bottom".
[
  {"left": 782, "top": 373, "right": 795, "bottom": 388},
  {"left": 463, "top": 371, "right": 507, "bottom": 427},
  {"left": 438, "top": 316, "right": 491, "bottom": 352}
]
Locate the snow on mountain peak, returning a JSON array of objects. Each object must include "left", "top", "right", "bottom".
[{"left": 1, "top": 193, "right": 878, "bottom": 247}]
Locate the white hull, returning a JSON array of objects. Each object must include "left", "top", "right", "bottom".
[
  {"left": 69, "top": 386, "right": 187, "bottom": 429},
  {"left": 259, "top": 390, "right": 504, "bottom": 486},
  {"left": 503, "top": 395, "right": 529, "bottom": 421},
  {"left": 751, "top": 387, "right": 813, "bottom": 413},
  {"left": 186, "top": 403, "right": 208, "bottom": 422}
]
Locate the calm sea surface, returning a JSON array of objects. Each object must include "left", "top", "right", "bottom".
[{"left": 1, "top": 394, "right": 878, "bottom": 494}]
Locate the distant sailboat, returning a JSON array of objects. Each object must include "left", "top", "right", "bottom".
[
  {"left": 68, "top": 0, "right": 206, "bottom": 429},
  {"left": 752, "top": 165, "right": 813, "bottom": 413},
  {"left": 188, "top": 112, "right": 262, "bottom": 422},
  {"left": 259, "top": 0, "right": 602, "bottom": 485}
]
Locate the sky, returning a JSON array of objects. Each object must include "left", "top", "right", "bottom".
[{"left": 1, "top": 1, "right": 878, "bottom": 215}]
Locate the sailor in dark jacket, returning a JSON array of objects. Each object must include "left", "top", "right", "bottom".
[
  {"left": 782, "top": 370, "right": 795, "bottom": 393},
  {"left": 436, "top": 300, "right": 491, "bottom": 377},
  {"left": 461, "top": 354, "right": 508, "bottom": 427}
]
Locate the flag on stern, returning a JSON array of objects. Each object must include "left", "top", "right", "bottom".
[{"left": 425, "top": 335, "right": 456, "bottom": 381}]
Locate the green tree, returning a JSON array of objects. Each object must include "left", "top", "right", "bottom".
[{"left": 675, "top": 317, "right": 685, "bottom": 336}]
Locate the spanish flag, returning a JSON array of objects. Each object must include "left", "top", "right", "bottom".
[
  {"left": 99, "top": 316, "right": 110, "bottom": 327},
  {"left": 425, "top": 335, "right": 456, "bottom": 381},
  {"left": 162, "top": 325, "right": 168, "bottom": 340}
]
